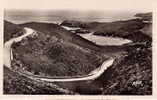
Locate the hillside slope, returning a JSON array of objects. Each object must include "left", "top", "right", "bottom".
[
  {"left": 98, "top": 45, "right": 152, "bottom": 95},
  {"left": 4, "top": 20, "right": 23, "bottom": 42},
  {"left": 4, "top": 67, "right": 75, "bottom": 94},
  {"left": 9, "top": 21, "right": 107, "bottom": 77},
  {"left": 20, "top": 22, "right": 101, "bottom": 51}
]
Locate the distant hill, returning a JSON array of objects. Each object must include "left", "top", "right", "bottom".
[
  {"left": 60, "top": 20, "right": 102, "bottom": 29},
  {"left": 135, "top": 12, "right": 152, "bottom": 21}
]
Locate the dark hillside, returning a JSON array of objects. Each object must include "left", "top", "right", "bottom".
[
  {"left": 60, "top": 20, "right": 102, "bottom": 29},
  {"left": 4, "top": 67, "right": 75, "bottom": 94},
  {"left": 4, "top": 20, "right": 23, "bottom": 42},
  {"left": 92, "top": 13, "right": 152, "bottom": 42},
  {"left": 135, "top": 12, "right": 152, "bottom": 21},
  {"left": 92, "top": 19, "right": 146, "bottom": 40}
]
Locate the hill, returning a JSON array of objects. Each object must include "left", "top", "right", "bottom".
[
  {"left": 20, "top": 22, "right": 101, "bottom": 51},
  {"left": 92, "top": 16, "right": 152, "bottom": 42},
  {"left": 10, "top": 21, "right": 108, "bottom": 77},
  {"left": 135, "top": 12, "right": 152, "bottom": 22},
  {"left": 4, "top": 20, "right": 23, "bottom": 42},
  {"left": 96, "top": 44, "right": 152, "bottom": 95}
]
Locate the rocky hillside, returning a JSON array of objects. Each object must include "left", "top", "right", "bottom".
[{"left": 96, "top": 44, "right": 152, "bottom": 95}]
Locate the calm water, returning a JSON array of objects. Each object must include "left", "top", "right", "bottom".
[
  {"left": 60, "top": 25, "right": 132, "bottom": 45},
  {"left": 79, "top": 33, "right": 132, "bottom": 46}
]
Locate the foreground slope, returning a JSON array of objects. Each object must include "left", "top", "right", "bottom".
[
  {"left": 4, "top": 67, "right": 75, "bottom": 94},
  {"left": 96, "top": 45, "right": 152, "bottom": 95}
]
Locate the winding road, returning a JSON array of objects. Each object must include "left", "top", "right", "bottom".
[
  {"left": 4, "top": 27, "right": 115, "bottom": 82},
  {"left": 4, "top": 27, "right": 35, "bottom": 68}
]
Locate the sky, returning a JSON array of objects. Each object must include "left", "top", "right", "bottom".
[{"left": 3, "top": 0, "right": 155, "bottom": 12}]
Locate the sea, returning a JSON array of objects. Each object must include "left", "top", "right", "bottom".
[{"left": 4, "top": 10, "right": 138, "bottom": 24}]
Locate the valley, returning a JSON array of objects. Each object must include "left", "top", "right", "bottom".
[{"left": 3, "top": 12, "right": 152, "bottom": 95}]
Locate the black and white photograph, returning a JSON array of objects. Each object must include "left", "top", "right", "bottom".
[{"left": 2, "top": 0, "right": 154, "bottom": 98}]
